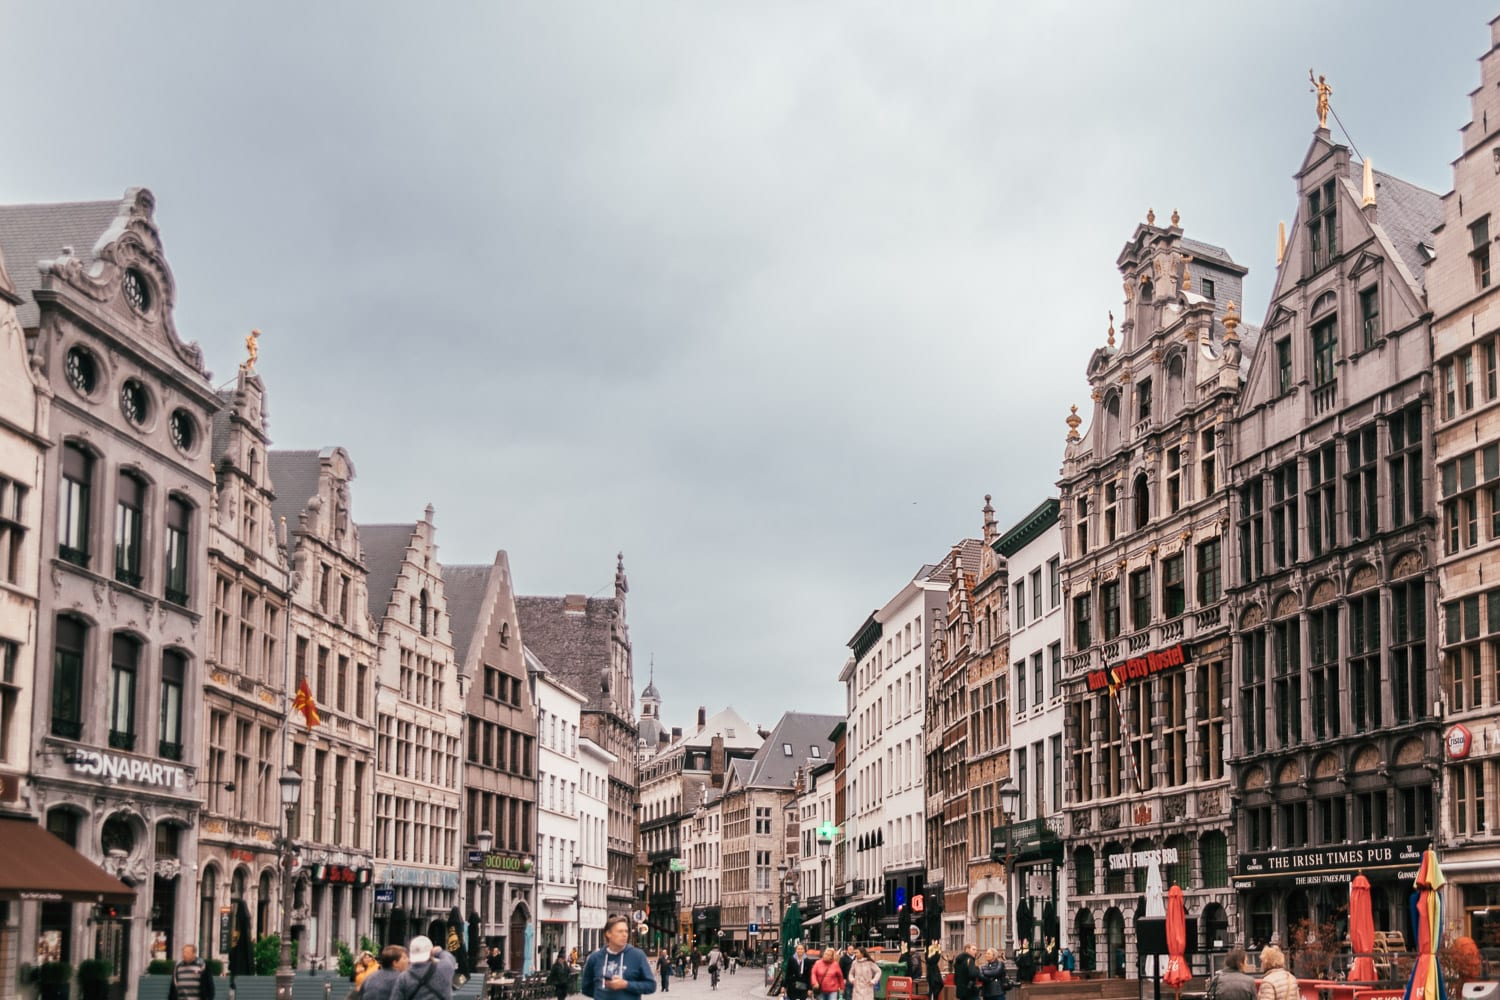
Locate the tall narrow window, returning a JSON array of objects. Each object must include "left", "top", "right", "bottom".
[
  {"left": 1137, "top": 378, "right": 1152, "bottom": 423},
  {"left": 1075, "top": 498, "right": 1089, "bottom": 556},
  {"left": 1073, "top": 593, "right": 1092, "bottom": 649},
  {"left": 1195, "top": 661, "right": 1226, "bottom": 780},
  {"left": 1309, "top": 178, "right": 1338, "bottom": 270},
  {"left": 1048, "top": 557, "right": 1061, "bottom": 608},
  {"left": 1196, "top": 539, "right": 1221, "bottom": 605},
  {"left": 1133, "top": 473, "right": 1150, "bottom": 529},
  {"left": 114, "top": 472, "right": 145, "bottom": 587},
  {"left": 59, "top": 443, "right": 92, "bottom": 567},
  {"left": 1166, "top": 448, "right": 1183, "bottom": 514},
  {"left": 1276, "top": 338, "right": 1293, "bottom": 395},
  {"left": 1309, "top": 607, "right": 1339, "bottom": 741},
  {"left": 1201, "top": 428, "right": 1217, "bottom": 497},
  {"left": 1346, "top": 426, "right": 1378, "bottom": 540},
  {"left": 1162, "top": 554, "right": 1185, "bottom": 619},
  {"left": 1238, "top": 482, "right": 1265, "bottom": 584},
  {"left": 1272, "top": 617, "right": 1302, "bottom": 746},
  {"left": 1391, "top": 580, "right": 1427, "bottom": 725},
  {"left": 1389, "top": 406, "right": 1423, "bottom": 528},
  {"left": 1311, "top": 317, "right": 1338, "bottom": 387},
  {"left": 1031, "top": 568, "right": 1043, "bottom": 620},
  {"left": 1349, "top": 591, "right": 1382, "bottom": 732},
  {"left": 1129, "top": 568, "right": 1151, "bottom": 631},
  {"left": 1105, "top": 482, "right": 1119, "bottom": 543},
  {"left": 1241, "top": 630, "right": 1267, "bottom": 754},
  {"left": 1306, "top": 444, "right": 1337, "bottom": 558},
  {"left": 52, "top": 616, "right": 87, "bottom": 740},
  {"left": 1359, "top": 287, "right": 1380, "bottom": 350},
  {"left": 1102, "top": 581, "right": 1121, "bottom": 641},
  {"left": 1471, "top": 215, "right": 1491, "bottom": 290},
  {"left": 164, "top": 497, "right": 191, "bottom": 606},
  {"left": 1270, "top": 462, "right": 1299, "bottom": 570},
  {"left": 109, "top": 634, "right": 140, "bottom": 751},
  {"left": 160, "top": 651, "right": 185, "bottom": 760}
]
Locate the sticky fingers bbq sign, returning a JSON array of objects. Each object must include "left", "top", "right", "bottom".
[{"left": 1086, "top": 644, "right": 1188, "bottom": 693}]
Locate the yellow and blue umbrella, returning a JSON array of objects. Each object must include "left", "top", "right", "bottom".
[{"left": 1403, "top": 850, "right": 1448, "bottom": 1000}]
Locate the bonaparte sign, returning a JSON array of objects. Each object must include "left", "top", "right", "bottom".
[
  {"left": 69, "top": 749, "right": 188, "bottom": 789},
  {"left": 1087, "top": 644, "right": 1187, "bottom": 693},
  {"left": 1234, "top": 840, "right": 1428, "bottom": 888}
]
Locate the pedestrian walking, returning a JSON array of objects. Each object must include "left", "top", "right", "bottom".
[
  {"left": 811, "top": 948, "right": 846, "bottom": 1000},
  {"left": 1255, "top": 947, "right": 1297, "bottom": 1000},
  {"left": 691, "top": 953, "right": 700, "bottom": 980},
  {"left": 655, "top": 951, "right": 671, "bottom": 994},
  {"left": 785, "top": 945, "right": 815, "bottom": 1000},
  {"left": 392, "top": 937, "right": 458, "bottom": 1000},
  {"left": 977, "top": 950, "right": 1008, "bottom": 1000},
  {"left": 838, "top": 946, "right": 857, "bottom": 1000},
  {"left": 849, "top": 949, "right": 881, "bottom": 1000},
  {"left": 706, "top": 947, "right": 723, "bottom": 991},
  {"left": 551, "top": 952, "right": 576, "bottom": 1000},
  {"left": 359, "top": 947, "right": 409, "bottom": 1000},
  {"left": 952, "top": 944, "right": 979, "bottom": 1000},
  {"left": 580, "top": 917, "right": 657, "bottom": 1000},
  {"left": 168, "top": 945, "right": 215, "bottom": 1000}
]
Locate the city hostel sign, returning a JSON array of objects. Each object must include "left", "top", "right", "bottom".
[
  {"left": 1234, "top": 840, "right": 1428, "bottom": 888},
  {"left": 1086, "top": 644, "right": 1187, "bottom": 693}
]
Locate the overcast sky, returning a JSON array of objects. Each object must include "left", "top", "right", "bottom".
[{"left": 0, "top": 3, "right": 1490, "bottom": 729}]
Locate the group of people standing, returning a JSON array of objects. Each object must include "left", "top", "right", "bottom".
[
  {"left": 655, "top": 943, "right": 728, "bottom": 992},
  {"left": 781, "top": 941, "right": 1018, "bottom": 1000}
]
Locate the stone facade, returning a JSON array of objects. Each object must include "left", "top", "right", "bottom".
[
  {"left": 965, "top": 505, "right": 1010, "bottom": 954},
  {"left": 1415, "top": 14, "right": 1500, "bottom": 942},
  {"left": 198, "top": 363, "right": 293, "bottom": 968},
  {"left": 534, "top": 662, "right": 584, "bottom": 966},
  {"left": 365, "top": 513, "right": 465, "bottom": 938},
  {"left": 268, "top": 446, "right": 379, "bottom": 962},
  {"left": 1059, "top": 217, "right": 1247, "bottom": 976},
  {"left": 577, "top": 737, "right": 615, "bottom": 954},
  {"left": 447, "top": 553, "right": 536, "bottom": 969},
  {"left": 2, "top": 190, "right": 219, "bottom": 996}
]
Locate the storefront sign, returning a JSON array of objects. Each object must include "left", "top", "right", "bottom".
[
  {"left": 1087, "top": 644, "right": 1187, "bottom": 693},
  {"left": 69, "top": 749, "right": 188, "bottom": 789},
  {"left": 229, "top": 849, "right": 258, "bottom": 864},
  {"left": 467, "top": 851, "right": 533, "bottom": 873},
  {"left": 312, "top": 864, "right": 372, "bottom": 885},
  {"left": 1234, "top": 840, "right": 1428, "bottom": 888},
  {"left": 1447, "top": 724, "right": 1473, "bottom": 760},
  {"left": 381, "top": 866, "right": 459, "bottom": 889},
  {"left": 219, "top": 907, "right": 232, "bottom": 952},
  {"left": 1107, "top": 848, "right": 1179, "bottom": 871},
  {"left": 374, "top": 888, "right": 395, "bottom": 905}
]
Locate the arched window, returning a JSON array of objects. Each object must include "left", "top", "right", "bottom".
[
  {"left": 164, "top": 496, "right": 192, "bottom": 606},
  {"left": 1166, "top": 353, "right": 1186, "bottom": 413},
  {"left": 1130, "top": 837, "right": 1154, "bottom": 893},
  {"left": 160, "top": 650, "right": 186, "bottom": 761},
  {"left": 1165, "top": 833, "right": 1191, "bottom": 888},
  {"left": 1311, "top": 292, "right": 1338, "bottom": 388},
  {"left": 1103, "top": 841, "right": 1126, "bottom": 894},
  {"left": 1075, "top": 909, "right": 1097, "bottom": 972},
  {"left": 420, "top": 589, "right": 430, "bottom": 636},
  {"left": 1134, "top": 472, "right": 1150, "bottom": 529},
  {"left": 975, "top": 893, "right": 1005, "bottom": 953},
  {"left": 109, "top": 633, "right": 142, "bottom": 751},
  {"left": 1104, "top": 907, "right": 1127, "bottom": 977},
  {"left": 1199, "top": 831, "right": 1228, "bottom": 888},
  {"left": 59, "top": 442, "right": 94, "bottom": 566},
  {"left": 114, "top": 471, "right": 146, "bottom": 587},
  {"left": 1201, "top": 903, "right": 1228, "bottom": 954}
]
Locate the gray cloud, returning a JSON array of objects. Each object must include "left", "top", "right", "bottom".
[{"left": 0, "top": 0, "right": 1489, "bottom": 726}]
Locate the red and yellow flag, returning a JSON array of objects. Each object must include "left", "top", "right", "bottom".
[{"left": 293, "top": 678, "right": 321, "bottom": 728}]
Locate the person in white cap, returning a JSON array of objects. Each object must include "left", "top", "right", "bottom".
[{"left": 392, "top": 936, "right": 457, "bottom": 1000}]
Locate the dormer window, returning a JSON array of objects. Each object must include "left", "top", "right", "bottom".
[{"left": 783, "top": 743, "right": 793, "bottom": 756}]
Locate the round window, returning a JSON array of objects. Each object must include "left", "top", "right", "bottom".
[
  {"left": 120, "top": 379, "right": 150, "bottom": 426},
  {"left": 101, "top": 814, "right": 135, "bottom": 856},
  {"left": 123, "top": 269, "right": 151, "bottom": 313},
  {"left": 169, "top": 409, "right": 196, "bottom": 452},
  {"left": 64, "top": 346, "right": 98, "bottom": 395}
]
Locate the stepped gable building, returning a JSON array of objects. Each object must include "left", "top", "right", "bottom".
[
  {"left": 925, "top": 526, "right": 986, "bottom": 951},
  {"left": 266, "top": 447, "right": 379, "bottom": 960},
  {"left": 1058, "top": 213, "right": 1250, "bottom": 976},
  {"left": 445, "top": 553, "right": 538, "bottom": 969},
  {"left": 516, "top": 556, "right": 638, "bottom": 916},
  {"left": 638, "top": 706, "right": 760, "bottom": 950},
  {"left": 1226, "top": 109, "right": 1443, "bottom": 946},
  {"left": 1431, "top": 15, "right": 1500, "bottom": 935},
  {"left": 1, "top": 190, "right": 219, "bottom": 989},
  {"left": 963, "top": 500, "right": 1010, "bottom": 953},
  {"left": 363, "top": 511, "right": 465, "bottom": 931},
  {"left": 198, "top": 356, "right": 294, "bottom": 968}
]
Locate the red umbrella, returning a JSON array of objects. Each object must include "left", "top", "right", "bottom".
[
  {"left": 1163, "top": 884, "right": 1191, "bottom": 991},
  {"left": 1349, "top": 874, "right": 1377, "bottom": 981}
]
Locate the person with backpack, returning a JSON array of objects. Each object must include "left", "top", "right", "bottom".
[
  {"left": 391, "top": 937, "right": 457, "bottom": 1000},
  {"left": 551, "top": 952, "right": 577, "bottom": 1000},
  {"left": 706, "top": 947, "right": 723, "bottom": 991},
  {"left": 580, "top": 916, "right": 657, "bottom": 1000},
  {"left": 360, "top": 947, "right": 410, "bottom": 1000}
]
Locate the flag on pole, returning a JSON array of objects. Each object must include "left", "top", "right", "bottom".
[{"left": 293, "top": 677, "right": 321, "bottom": 728}]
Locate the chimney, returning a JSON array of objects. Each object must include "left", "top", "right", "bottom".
[
  {"left": 564, "top": 594, "right": 587, "bottom": 615},
  {"left": 671, "top": 727, "right": 682, "bottom": 741},
  {"left": 710, "top": 735, "right": 726, "bottom": 788},
  {"left": 757, "top": 726, "right": 770, "bottom": 740},
  {"left": 697, "top": 706, "right": 707, "bottom": 731}
]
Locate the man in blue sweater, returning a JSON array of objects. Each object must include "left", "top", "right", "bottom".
[{"left": 580, "top": 917, "right": 657, "bottom": 1000}]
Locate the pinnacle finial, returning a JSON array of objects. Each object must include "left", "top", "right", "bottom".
[
  {"left": 1361, "top": 157, "right": 1376, "bottom": 207},
  {"left": 1146, "top": 208, "right": 1156, "bottom": 226},
  {"left": 1065, "top": 405, "right": 1083, "bottom": 442},
  {"left": 1170, "top": 208, "right": 1180, "bottom": 227},
  {"left": 1222, "top": 301, "right": 1241, "bottom": 342},
  {"left": 1107, "top": 311, "right": 1116, "bottom": 349},
  {"left": 1276, "top": 221, "right": 1287, "bottom": 266}
]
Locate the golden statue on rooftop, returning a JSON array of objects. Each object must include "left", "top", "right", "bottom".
[
  {"left": 244, "top": 328, "right": 261, "bottom": 371},
  {"left": 1310, "top": 70, "right": 1332, "bottom": 129}
]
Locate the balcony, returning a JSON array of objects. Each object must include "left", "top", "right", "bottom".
[
  {"left": 1312, "top": 381, "right": 1337, "bottom": 416},
  {"left": 109, "top": 729, "right": 136, "bottom": 751},
  {"left": 159, "top": 740, "right": 183, "bottom": 761},
  {"left": 51, "top": 718, "right": 82, "bottom": 741}
]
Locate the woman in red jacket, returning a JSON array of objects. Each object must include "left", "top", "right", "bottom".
[{"left": 811, "top": 949, "right": 846, "bottom": 1000}]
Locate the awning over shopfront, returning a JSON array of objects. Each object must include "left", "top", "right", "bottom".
[
  {"left": 0, "top": 817, "right": 134, "bottom": 904},
  {"left": 803, "top": 893, "right": 883, "bottom": 927}
]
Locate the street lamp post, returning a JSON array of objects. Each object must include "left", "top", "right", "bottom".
[
  {"left": 992, "top": 779, "right": 1022, "bottom": 948},
  {"left": 276, "top": 769, "right": 303, "bottom": 1000},
  {"left": 636, "top": 878, "right": 647, "bottom": 947},
  {"left": 476, "top": 830, "right": 494, "bottom": 952},
  {"left": 816, "top": 822, "right": 836, "bottom": 949},
  {"left": 776, "top": 862, "right": 788, "bottom": 963},
  {"left": 571, "top": 858, "right": 584, "bottom": 959}
]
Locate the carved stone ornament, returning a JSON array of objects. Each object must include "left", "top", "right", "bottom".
[
  {"left": 1240, "top": 604, "right": 1265, "bottom": 629},
  {"left": 1163, "top": 796, "right": 1187, "bottom": 823},
  {"left": 1391, "top": 550, "right": 1425, "bottom": 578},
  {"left": 1244, "top": 767, "right": 1267, "bottom": 791},
  {"left": 1099, "top": 805, "right": 1121, "bottom": 830},
  {"left": 1396, "top": 738, "right": 1425, "bottom": 766},
  {"left": 155, "top": 858, "right": 183, "bottom": 880},
  {"left": 1073, "top": 811, "right": 1092, "bottom": 834},
  {"left": 1309, "top": 580, "right": 1336, "bottom": 607},
  {"left": 1349, "top": 565, "right": 1379, "bottom": 592},
  {"left": 1277, "top": 760, "right": 1302, "bottom": 786},
  {"left": 1273, "top": 591, "right": 1300, "bottom": 618},
  {"left": 1352, "top": 745, "right": 1381, "bottom": 773},
  {"left": 1313, "top": 753, "right": 1339, "bottom": 779},
  {"left": 1196, "top": 790, "right": 1223, "bottom": 816}
]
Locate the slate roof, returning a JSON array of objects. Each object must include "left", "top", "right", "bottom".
[
  {"left": 916, "top": 538, "right": 983, "bottom": 585},
  {"left": 0, "top": 198, "right": 124, "bottom": 330},
  {"left": 726, "top": 757, "right": 755, "bottom": 790},
  {"left": 744, "top": 712, "right": 842, "bottom": 789},
  {"left": 638, "top": 715, "right": 667, "bottom": 752},
  {"left": 515, "top": 595, "right": 622, "bottom": 713},
  {"left": 1179, "top": 237, "right": 1239, "bottom": 268},
  {"left": 360, "top": 523, "right": 417, "bottom": 620},
  {"left": 209, "top": 388, "right": 236, "bottom": 465},
  {"left": 267, "top": 450, "right": 325, "bottom": 544},
  {"left": 1349, "top": 163, "right": 1443, "bottom": 290},
  {"left": 442, "top": 562, "right": 497, "bottom": 665}
]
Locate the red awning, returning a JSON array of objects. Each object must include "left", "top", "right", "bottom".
[{"left": 0, "top": 817, "right": 135, "bottom": 904}]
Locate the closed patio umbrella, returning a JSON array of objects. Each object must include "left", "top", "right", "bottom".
[
  {"left": 1162, "top": 886, "right": 1191, "bottom": 992},
  {"left": 1349, "top": 874, "right": 1377, "bottom": 982},
  {"left": 1403, "top": 851, "right": 1448, "bottom": 1000}
]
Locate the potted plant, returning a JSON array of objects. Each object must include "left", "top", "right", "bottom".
[
  {"left": 146, "top": 960, "right": 175, "bottom": 976},
  {"left": 35, "top": 961, "right": 73, "bottom": 1000},
  {"left": 76, "top": 960, "right": 112, "bottom": 1000}
]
